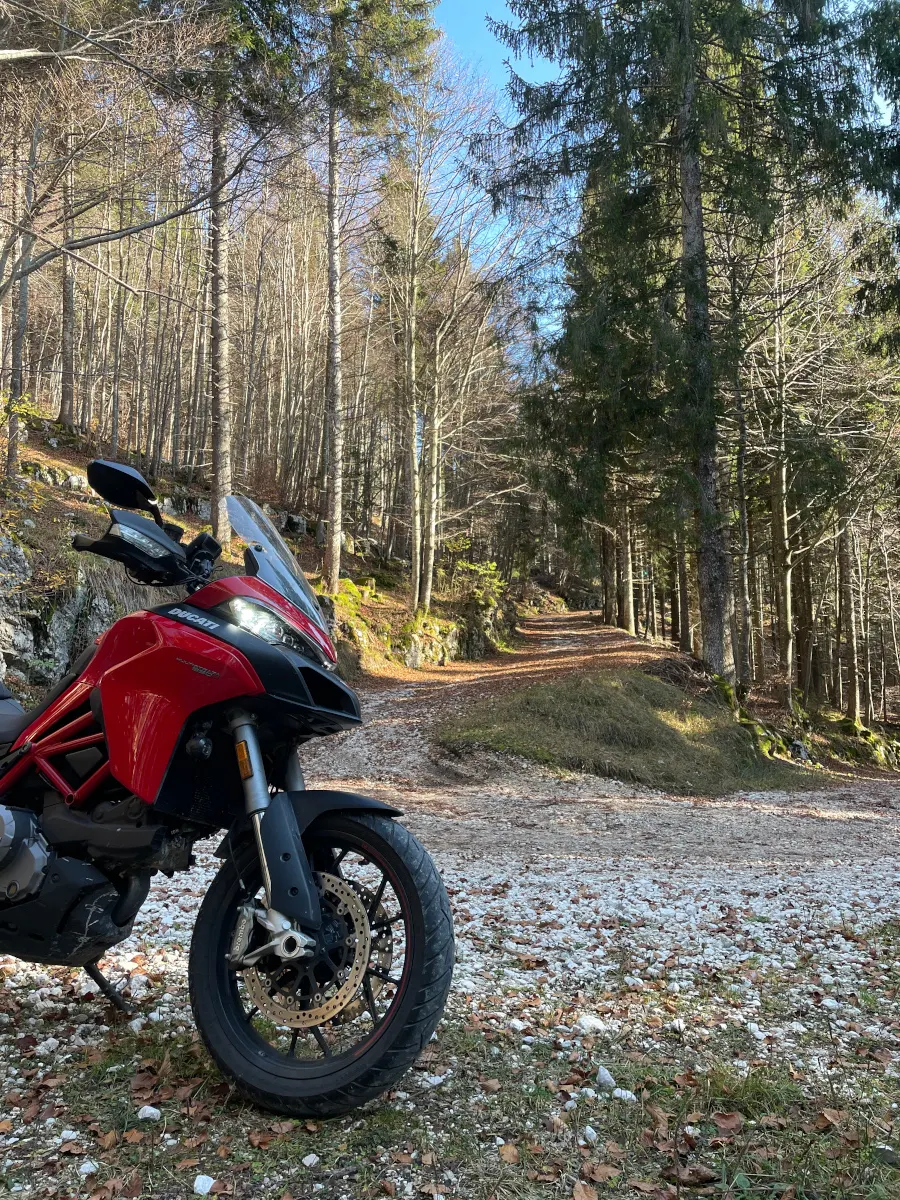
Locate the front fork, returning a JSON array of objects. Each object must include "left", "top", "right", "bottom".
[{"left": 227, "top": 711, "right": 319, "bottom": 966}]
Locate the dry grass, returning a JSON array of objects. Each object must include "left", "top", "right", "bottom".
[{"left": 437, "top": 668, "right": 813, "bottom": 796}]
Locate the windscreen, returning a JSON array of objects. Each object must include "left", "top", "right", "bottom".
[{"left": 226, "top": 495, "right": 327, "bottom": 633}]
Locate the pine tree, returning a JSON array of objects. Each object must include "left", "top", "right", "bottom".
[{"left": 490, "top": 0, "right": 888, "bottom": 678}]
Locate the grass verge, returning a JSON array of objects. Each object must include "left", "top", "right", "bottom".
[
  {"left": 2, "top": 985, "right": 897, "bottom": 1200},
  {"left": 437, "top": 668, "right": 812, "bottom": 796}
]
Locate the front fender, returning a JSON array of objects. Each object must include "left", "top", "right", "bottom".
[
  {"left": 287, "top": 788, "right": 403, "bottom": 833},
  {"left": 214, "top": 789, "right": 403, "bottom": 859}
]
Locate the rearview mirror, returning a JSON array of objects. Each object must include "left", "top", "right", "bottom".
[{"left": 87, "top": 460, "right": 164, "bottom": 526}]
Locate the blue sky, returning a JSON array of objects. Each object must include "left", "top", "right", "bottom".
[{"left": 434, "top": 1, "right": 554, "bottom": 94}]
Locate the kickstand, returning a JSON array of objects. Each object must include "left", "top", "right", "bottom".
[{"left": 84, "top": 959, "right": 135, "bottom": 1016}]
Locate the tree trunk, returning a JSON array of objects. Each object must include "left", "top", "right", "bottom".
[
  {"left": 58, "top": 140, "right": 75, "bottom": 429},
  {"left": 616, "top": 498, "right": 635, "bottom": 635},
  {"left": 735, "top": 374, "right": 752, "bottom": 691},
  {"left": 676, "top": 526, "right": 693, "bottom": 653},
  {"left": 420, "top": 391, "right": 440, "bottom": 611},
  {"left": 324, "top": 99, "right": 345, "bottom": 593},
  {"left": 669, "top": 549, "right": 680, "bottom": 646},
  {"left": 602, "top": 527, "right": 616, "bottom": 624},
  {"left": 840, "top": 522, "right": 860, "bottom": 724},
  {"left": 678, "top": 0, "right": 732, "bottom": 677},
  {"left": 210, "top": 102, "right": 232, "bottom": 550},
  {"left": 7, "top": 121, "right": 39, "bottom": 476}
]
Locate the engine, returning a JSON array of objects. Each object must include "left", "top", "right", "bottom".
[
  {"left": 0, "top": 802, "right": 151, "bottom": 966},
  {"left": 0, "top": 805, "right": 50, "bottom": 901}
]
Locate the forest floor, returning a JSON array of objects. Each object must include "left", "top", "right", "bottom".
[{"left": 2, "top": 618, "right": 900, "bottom": 1200}]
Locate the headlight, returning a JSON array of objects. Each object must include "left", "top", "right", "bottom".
[
  {"left": 225, "top": 597, "right": 328, "bottom": 665},
  {"left": 110, "top": 523, "right": 169, "bottom": 559}
]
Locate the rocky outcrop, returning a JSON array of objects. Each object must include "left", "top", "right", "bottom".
[
  {"left": 456, "top": 593, "right": 518, "bottom": 659},
  {"left": 19, "top": 460, "right": 89, "bottom": 493},
  {"left": 397, "top": 594, "right": 517, "bottom": 669},
  {"left": 0, "top": 536, "right": 175, "bottom": 691},
  {"left": 400, "top": 618, "right": 461, "bottom": 669}
]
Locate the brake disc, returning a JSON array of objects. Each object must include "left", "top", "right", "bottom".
[
  {"left": 332, "top": 882, "right": 394, "bottom": 1025},
  {"left": 243, "top": 873, "right": 371, "bottom": 1029}
]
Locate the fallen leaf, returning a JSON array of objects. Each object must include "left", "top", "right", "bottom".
[
  {"left": 122, "top": 1175, "right": 142, "bottom": 1199},
  {"left": 248, "top": 1130, "right": 273, "bottom": 1149},
  {"left": 647, "top": 1105, "right": 670, "bottom": 1138},
  {"left": 711, "top": 1111, "right": 744, "bottom": 1134},
  {"left": 816, "top": 1108, "right": 848, "bottom": 1129},
  {"left": 499, "top": 1144, "right": 519, "bottom": 1164},
  {"left": 97, "top": 1131, "right": 119, "bottom": 1150},
  {"left": 627, "top": 1182, "right": 658, "bottom": 1194},
  {"left": 270, "top": 1121, "right": 294, "bottom": 1135},
  {"left": 392, "top": 1151, "right": 413, "bottom": 1165},
  {"left": 572, "top": 1183, "right": 598, "bottom": 1200},
  {"left": 583, "top": 1163, "right": 620, "bottom": 1182},
  {"left": 381, "top": 1184, "right": 397, "bottom": 1197},
  {"left": 662, "top": 1164, "right": 719, "bottom": 1186},
  {"left": 60, "top": 1141, "right": 82, "bottom": 1154},
  {"left": 480, "top": 1077, "right": 502, "bottom": 1093},
  {"left": 0, "top": 1120, "right": 11, "bottom": 1134},
  {"left": 176, "top": 1158, "right": 201, "bottom": 1170},
  {"left": 123, "top": 1129, "right": 144, "bottom": 1145}
]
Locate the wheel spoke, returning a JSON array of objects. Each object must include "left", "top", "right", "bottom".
[
  {"left": 289, "top": 1029, "right": 299, "bottom": 1058},
  {"left": 329, "top": 847, "right": 350, "bottom": 878},
  {"left": 366, "top": 964, "right": 400, "bottom": 986},
  {"left": 244, "top": 1005, "right": 259, "bottom": 1024},
  {"left": 363, "top": 977, "right": 379, "bottom": 1024},
  {"left": 371, "top": 912, "right": 404, "bottom": 931},
  {"left": 367, "top": 875, "right": 388, "bottom": 920},
  {"left": 311, "top": 1025, "right": 332, "bottom": 1058}
]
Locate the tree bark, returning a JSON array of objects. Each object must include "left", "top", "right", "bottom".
[
  {"left": 676, "top": 526, "right": 693, "bottom": 653},
  {"left": 840, "top": 522, "right": 860, "bottom": 724},
  {"left": 735, "top": 374, "right": 752, "bottom": 691},
  {"left": 324, "top": 100, "right": 344, "bottom": 593},
  {"left": 210, "top": 102, "right": 232, "bottom": 550},
  {"left": 7, "top": 121, "right": 39, "bottom": 477},
  {"left": 420, "top": 390, "right": 440, "bottom": 611},
  {"left": 678, "top": 0, "right": 732, "bottom": 677},
  {"left": 58, "top": 136, "right": 75, "bottom": 429},
  {"left": 616, "top": 496, "right": 635, "bottom": 635}
]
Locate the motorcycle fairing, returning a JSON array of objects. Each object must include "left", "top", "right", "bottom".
[
  {"left": 5, "top": 611, "right": 265, "bottom": 805},
  {"left": 155, "top": 598, "right": 361, "bottom": 730},
  {"left": 190, "top": 575, "right": 337, "bottom": 666}
]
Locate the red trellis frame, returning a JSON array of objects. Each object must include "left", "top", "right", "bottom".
[{"left": 0, "top": 711, "right": 110, "bottom": 806}]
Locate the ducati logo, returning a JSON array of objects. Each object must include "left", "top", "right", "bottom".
[{"left": 168, "top": 607, "right": 220, "bottom": 631}]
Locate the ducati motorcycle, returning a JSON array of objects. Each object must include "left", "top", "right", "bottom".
[{"left": 0, "top": 460, "right": 453, "bottom": 1116}]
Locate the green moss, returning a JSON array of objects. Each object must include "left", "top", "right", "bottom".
[{"left": 438, "top": 668, "right": 812, "bottom": 796}]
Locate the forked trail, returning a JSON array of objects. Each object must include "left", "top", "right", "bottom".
[{"left": 301, "top": 611, "right": 900, "bottom": 867}]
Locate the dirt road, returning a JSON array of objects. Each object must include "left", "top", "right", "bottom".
[{"left": 301, "top": 611, "right": 900, "bottom": 865}]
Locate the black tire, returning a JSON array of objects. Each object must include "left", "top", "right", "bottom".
[{"left": 189, "top": 813, "right": 454, "bottom": 1117}]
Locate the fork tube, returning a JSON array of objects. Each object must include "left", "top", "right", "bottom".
[
  {"left": 229, "top": 712, "right": 273, "bottom": 905},
  {"left": 284, "top": 750, "right": 306, "bottom": 791}
]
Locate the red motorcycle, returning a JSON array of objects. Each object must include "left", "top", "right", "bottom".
[{"left": 0, "top": 460, "right": 453, "bottom": 1115}]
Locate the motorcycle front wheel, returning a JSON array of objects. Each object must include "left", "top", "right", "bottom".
[{"left": 189, "top": 812, "right": 454, "bottom": 1116}]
